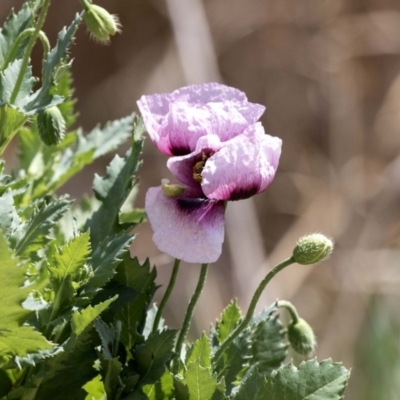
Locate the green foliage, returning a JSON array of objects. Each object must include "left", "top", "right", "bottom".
[
  {"left": 0, "top": 232, "right": 52, "bottom": 368},
  {"left": 0, "top": 1, "right": 351, "bottom": 399}
]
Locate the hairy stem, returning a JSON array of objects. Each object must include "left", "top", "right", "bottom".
[
  {"left": 9, "top": 0, "right": 51, "bottom": 104},
  {"left": 173, "top": 263, "right": 209, "bottom": 372},
  {"left": 1, "top": 29, "right": 50, "bottom": 71},
  {"left": 152, "top": 258, "right": 181, "bottom": 333},
  {"left": 276, "top": 300, "right": 300, "bottom": 323},
  {"left": 214, "top": 257, "right": 295, "bottom": 361}
]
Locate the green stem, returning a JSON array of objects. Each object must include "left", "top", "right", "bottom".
[
  {"left": 152, "top": 259, "right": 181, "bottom": 333},
  {"left": 173, "top": 263, "right": 209, "bottom": 372},
  {"left": 214, "top": 257, "right": 295, "bottom": 362},
  {"left": 9, "top": 0, "right": 51, "bottom": 104},
  {"left": 79, "top": 0, "right": 92, "bottom": 10},
  {"left": 276, "top": 300, "right": 300, "bottom": 323},
  {"left": 1, "top": 29, "right": 50, "bottom": 71}
]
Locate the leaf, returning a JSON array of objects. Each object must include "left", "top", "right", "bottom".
[
  {"left": 262, "top": 359, "right": 351, "bottom": 400},
  {"left": 120, "top": 208, "right": 147, "bottom": 225},
  {"left": 182, "top": 334, "right": 218, "bottom": 400},
  {"left": 0, "top": 59, "right": 35, "bottom": 107},
  {"left": 83, "top": 375, "right": 106, "bottom": 400},
  {"left": 95, "top": 319, "right": 121, "bottom": 359},
  {"left": 215, "top": 300, "right": 242, "bottom": 345},
  {"left": 24, "top": 13, "right": 82, "bottom": 113},
  {"left": 53, "top": 67, "right": 77, "bottom": 127},
  {"left": 142, "top": 371, "right": 174, "bottom": 400},
  {"left": 86, "top": 132, "right": 144, "bottom": 250},
  {"left": 0, "top": 189, "right": 22, "bottom": 237},
  {"left": 33, "top": 328, "right": 99, "bottom": 400},
  {"left": 0, "top": 3, "right": 33, "bottom": 67},
  {"left": 71, "top": 296, "right": 117, "bottom": 337},
  {"left": 115, "top": 257, "right": 157, "bottom": 350},
  {"left": 0, "top": 105, "right": 27, "bottom": 151},
  {"left": 83, "top": 234, "right": 134, "bottom": 295},
  {"left": 47, "top": 231, "right": 91, "bottom": 315},
  {"left": 0, "top": 232, "right": 52, "bottom": 367},
  {"left": 186, "top": 333, "right": 212, "bottom": 368},
  {"left": 249, "top": 314, "right": 288, "bottom": 376},
  {"left": 14, "top": 195, "right": 71, "bottom": 258},
  {"left": 234, "top": 370, "right": 268, "bottom": 400},
  {"left": 77, "top": 115, "right": 134, "bottom": 159},
  {"left": 100, "top": 356, "right": 124, "bottom": 400},
  {"left": 133, "top": 329, "right": 177, "bottom": 386}
]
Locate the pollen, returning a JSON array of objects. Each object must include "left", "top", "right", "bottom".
[{"left": 192, "top": 152, "right": 212, "bottom": 184}]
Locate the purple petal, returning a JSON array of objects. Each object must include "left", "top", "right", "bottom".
[
  {"left": 145, "top": 187, "right": 225, "bottom": 263},
  {"left": 201, "top": 124, "right": 282, "bottom": 201},
  {"left": 137, "top": 83, "right": 265, "bottom": 156}
]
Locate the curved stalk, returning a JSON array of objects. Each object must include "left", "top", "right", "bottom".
[{"left": 214, "top": 257, "right": 295, "bottom": 361}]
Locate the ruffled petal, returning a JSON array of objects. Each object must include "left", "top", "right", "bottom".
[
  {"left": 201, "top": 124, "right": 282, "bottom": 201},
  {"left": 137, "top": 83, "right": 265, "bottom": 156},
  {"left": 145, "top": 187, "right": 225, "bottom": 263}
]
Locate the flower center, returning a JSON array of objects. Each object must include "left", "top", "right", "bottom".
[{"left": 192, "top": 152, "right": 213, "bottom": 184}]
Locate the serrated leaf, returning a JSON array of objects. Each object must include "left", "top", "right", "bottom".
[
  {"left": 47, "top": 231, "right": 91, "bottom": 316},
  {"left": 54, "top": 67, "right": 77, "bottom": 127},
  {"left": 71, "top": 296, "right": 117, "bottom": 336},
  {"left": 186, "top": 333, "right": 212, "bottom": 369},
  {"left": 83, "top": 375, "right": 106, "bottom": 400},
  {"left": 95, "top": 319, "right": 121, "bottom": 359},
  {"left": 142, "top": 370, "right": 174, "bottom": 400},
  {"left": 133, "top": 329, "right": 177, "bottom": 386},
  {"left": 0, "top": 3, "right": 33, "bottom": 67},
  {"left": 234, "top": 370, "right": 267, "bottom": 400},
  {"left": 120, "top": 208, "right": 147, "bottom": 224},
  {"left": 14, "top": 196, "right": 71, "bottom": 258},
  {"left": 262, "top": 359, "right": 350, "bottom": 400},
  {"left": 0, "top": 59, "right": 35, "bottom": 107},
  {"left": 77, "top": 115, "right": 134, "bottom": 159},
  {"left": 24, "top": 13, "right": 82, "bottom": 113},
  {"left": 83, "top": 234, "right": 134, "bottom": 295},
  {"left": 249, "top": 314, "right": 288, "bottom": 376},
  {"left": 86, "top": 133, "right": 144, "bottom": 250},
  {"left": 215, "top": 300, "right": 242, "bottom": 344},
  {"left": 32, "top": 328, "right": 99, "bottom": 400},
  {"left": 0, "top": 232, "right": 53, "bottom": 367},
  {"left": 115, "top": 257, "right": 157, "bottom": 350}
]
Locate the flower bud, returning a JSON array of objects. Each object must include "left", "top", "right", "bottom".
[
  {"left": 292, "top": 233, "right": 333, "bottom": 265},
  {"left": 161, "top": 179, "right": 185, "bottom": 197},
  {"left": 287, "top": 318, "right": 316, "bottom": 356},
  {"left": 37, "top": 106, "right": 66, "bottom": 146},
  {"left": 83, "top": 4, "right": 120, "bottom": 43}
]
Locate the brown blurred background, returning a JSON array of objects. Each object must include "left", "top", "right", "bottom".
[{"left": 2, "top": 0, "right": 400, "bottom": 397}]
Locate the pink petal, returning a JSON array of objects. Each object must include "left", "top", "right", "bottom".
[
  {"left": 201, "top": 124, "right": 282, "bottom": 201},
  {"left": 137, "top": 83, "right": 265, "bottom": 156},
  {"left": 145, "top": 187, "right": 225, "bottom": 264}
]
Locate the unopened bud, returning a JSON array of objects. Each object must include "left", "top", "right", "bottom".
[
  {"left": 287, "top": 318, "right": 316, "bottom": 356},
  {"left": 83, "top": 4, "right": 121, "bottom": 44},
  {"left": 292, "top": 233, "right": 333, "bottom": 265},
  {"left": 161, "top": 179, "right": 185, "bottom": 197},
  {"left": 37, "top": 106, "right": 66, "bottom": 146}
]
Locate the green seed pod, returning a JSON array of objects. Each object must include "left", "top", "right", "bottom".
[
  {"left": 287, "top": 318, "right": 316, "bottom": 356},
  {"left": 292, "top": 233, "right": 333, "bottom": 265},
  {"left": 37, "top": 106, "right": 66, "bottom": 146},
  {"left": 83, "top": 4, "right": 120, "bottom": 43}
]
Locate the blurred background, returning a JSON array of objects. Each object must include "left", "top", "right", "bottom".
[{"left": 2, "top": 0, "right": 400, "bottom": 397}]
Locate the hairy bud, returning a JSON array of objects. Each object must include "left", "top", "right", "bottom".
[
  {"left": 287, "top": 318, "right": 316, "bottom": 356},
  {"left": 83, "top": 4, "right": 120, "bottom": 43},
  {"left": 292, "top": 233, "right": 333, "bottom": 265},
  {"left": 37, "top": 106, "right": 66, "bottom": 146}
]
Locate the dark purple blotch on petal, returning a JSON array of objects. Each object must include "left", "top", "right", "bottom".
[{"left": 228, "top": 185, "right": 260, "bottom": 201}]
